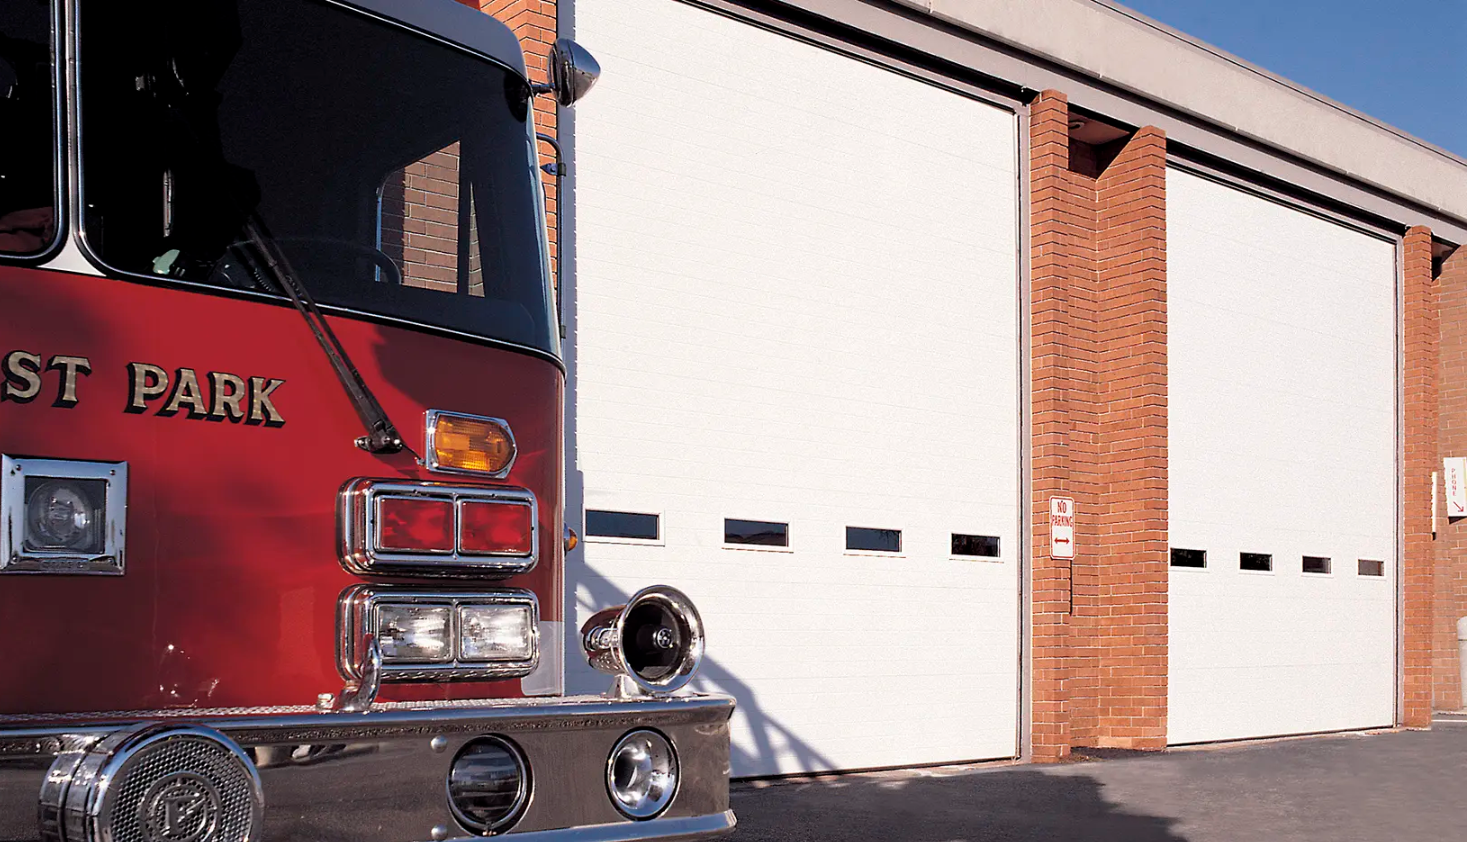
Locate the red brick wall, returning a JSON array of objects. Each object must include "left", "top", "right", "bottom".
[
  {"left": 1434, "top": 246, "right": 1467, "bottom": 711},
  {"left": 479, "top": 0, "right": 559, "bottom": 282},
  {"left": 1030, "top": 90, "right": 1091, "bottom": 760},
  {"left": 1030, "top": 90, "right": 1168, "bottom": 757},
  {"left": 1092, "top": 128, "right": 1168, "bottom": 749},
  {"left": 1404, "top": 225, "right": 1437, "bottom": 727}
]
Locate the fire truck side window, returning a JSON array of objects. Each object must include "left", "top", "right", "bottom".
[
  {"left": 76, "top": 0, "right": 557, "bottom": 356},
  {"left": 0, "top": 1, "right": 57, "bottom": 257}
]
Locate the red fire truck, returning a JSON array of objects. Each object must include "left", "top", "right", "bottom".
[{"left": 0, "top": 1, "right": 733, "bottom": 840}]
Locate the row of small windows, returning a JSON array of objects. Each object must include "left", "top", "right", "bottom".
[
  {"left": 1170, "top": 548, "right": 1385, "bottom": 577},
  {"left": 585, "top": 510, "right": 1001, "bottom": 557}
]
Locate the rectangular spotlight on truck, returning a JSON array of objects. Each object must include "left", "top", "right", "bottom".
[
  {"left": 339, "top": 586, "right": 539, "bottom": 681},
  {"left": 340, "top": 480, "right": 538, "bottom": 577},
  {"left": 1, "top": 455, "right": 127, "bottom": 575}
]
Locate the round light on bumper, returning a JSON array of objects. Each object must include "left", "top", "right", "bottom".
[
  {"left": 447, "top": 737, "right": 530, "bottom": 834},
  {"left": 606, "top": 729, "right": 678, "bottom": 820}
]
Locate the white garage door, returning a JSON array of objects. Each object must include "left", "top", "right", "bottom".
[
  {"left": 566, "top": 0, "right": 1021, "bottom": 776},
  {"left": 1168, "top": 167, "right": 1397, "bottom": 745}
]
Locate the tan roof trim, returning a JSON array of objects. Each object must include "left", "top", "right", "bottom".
[{"left": 889, "top": 0, "right": 1467, "bottom": 229}]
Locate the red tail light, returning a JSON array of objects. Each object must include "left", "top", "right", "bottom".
[
  {"left": 340, "top": 480, "right": 539, "bottom": 577},
  {"left": 377, "top": 497, "right": 455, "bottom": 553},
  {"left": 460, "top": 500, "right": 534, "bottom": 556}
]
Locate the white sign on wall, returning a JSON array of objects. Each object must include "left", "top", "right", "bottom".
[
  {"left": 1050, "top": 497, "right": 1076, "bottom": 559},
  {"left": 1446, "top": 459, "right": 1467, "bottom": 518}
]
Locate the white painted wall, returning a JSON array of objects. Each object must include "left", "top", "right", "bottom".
[
  {"left": 567, "top": 0, "right": 1021, "bottom": 775},
  {"left": 1167, "top": 167, "right": 1397, "bottom": 744}
]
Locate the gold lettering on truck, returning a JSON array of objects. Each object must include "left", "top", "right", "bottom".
[
  {"left": 0, "top": 355, "right": 283, "bottom": 427},
  {"left": 2, "top": 351, "right": 44, "bottom": 403},
  {"left": 126, "top": 363, "right": 170, "bottom": 412}
]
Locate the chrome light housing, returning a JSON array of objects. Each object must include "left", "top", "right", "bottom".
[
  {"left": 340, "top": 586, "right": 538, "bottom": 682},
  {"left": 447, "top": 736, "right": 531, "bottom": 834},
  {"left": 339, "top": 479, "right": 538, "bottom": 578},
  {"left": 581, "top": 586, "right": 705, "bottom": 696},
  {"left": 39, "top": 723, "right": 262, "bottom": 842},
  {"left": 1, "top": 456, "right": 127, "bottom": 575},
  {"left": 606, "top": 729, "right": 678, "bottom": 820}
]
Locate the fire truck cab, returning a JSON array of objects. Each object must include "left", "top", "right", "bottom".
[{"left": 0, "top": 1, "right": 733, "bottom": 840}]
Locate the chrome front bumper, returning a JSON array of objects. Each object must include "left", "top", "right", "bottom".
[{"left": 0, "top": 695, "right": 735, "bottom": 842}]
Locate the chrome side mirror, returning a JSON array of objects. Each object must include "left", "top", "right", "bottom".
[{"left": 545, "top": 38, "right": 600, "bottom": 106}]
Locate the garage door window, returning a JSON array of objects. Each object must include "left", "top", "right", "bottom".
[
  {"left": 725, "top": 519, "right": 788, "bottom": 548},
  {"left": 1240, "top": 552, "right": 1272, "bottom": 572},
  {"left": 951, "top": 534, "right": 1000, "bottom": 558},
  {"left": 1302, "top": 556, "right": 1332, "bottom": 575},
  {"left": 1358, "top": 559, "right": 1385, "bottom": 577},
  {"left": 1170, "top": 548, "right": 1207, "bottom": 569},
  {"left": 585, "top": 510, "right": 660, "bottom": 542},
  {"left": 846, "top": 527, "right": 901, "bottom": 554}
]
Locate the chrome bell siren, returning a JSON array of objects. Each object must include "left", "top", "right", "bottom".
[
  {"left": 581, "top": 585, "right": 705, "bottom": 698},
  {"left": 40, "top": 723, "right": 263, "bottom": 842}
]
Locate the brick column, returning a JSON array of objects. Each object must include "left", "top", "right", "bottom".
[
  {"left": 1404, "top": 226, "right": 1437, "bottom": 727},
  {"left": 1436, "top": 246, "right": 1467, "bottom": 712},
  {"left": 477, "top": 1, "right": 560, "bottom": 282},
  {"left": 1092, "top": 129, "right": 1168, "bottom": 749},
  {"left": 1029, "top": 90, "right": 1085, "bottom": 761},
  {"left": 1029, "top": 90, "right": 1168, "bottom": 756}
]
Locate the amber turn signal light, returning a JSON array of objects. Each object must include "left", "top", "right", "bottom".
[{"left": 427, "top": 411, "right": 517, "bottom": 477}]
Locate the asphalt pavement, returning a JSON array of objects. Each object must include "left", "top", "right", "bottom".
[{"left": 729, "top": 721, "right": 1467, "bottom": 841}]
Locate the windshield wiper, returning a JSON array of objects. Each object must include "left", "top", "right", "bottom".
[
  {"left": 142, "top": 53, "right": 404, "bottom": 454},
  {"left": 233, "top": 217, "right": 405, "bottom": 454}
]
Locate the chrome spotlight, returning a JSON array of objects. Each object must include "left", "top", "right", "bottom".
[
  {"left": 606, "top": 729, "right": 679, "bottom": 820},
  {"left": 39, "top": 723, "right": 263, "bottom": 842},
  {"left": 581, "top": 585, "right": 705, "bottom": 697},
  {"left": 448, "top": 736, "right": 531, "bottom": 834}
]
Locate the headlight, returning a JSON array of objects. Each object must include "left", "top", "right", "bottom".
[
  {"left": 459, "top": 603, "right": 534, "bottom": 661},
  {"left": 25, "top": 478, "right": 105, "bottom": 552},
  {"left": 339, "top": 587, "right": 539, "bottom": 681},
  {"left": 448, "top": 736, "right": 530, "bottom": 834},
  {"left": 607, "top": 729, "right": 678, "bottom": 819},
  {"left": 581, "top": 586, "right": 705, "bottom": 696},
  {"left": 376, "top": 603, "right": 452, "bottom": 663}
]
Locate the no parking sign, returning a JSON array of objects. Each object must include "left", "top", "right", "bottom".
[{"left": 1050, "top": 497, "right": 1075, "bottom": 560}]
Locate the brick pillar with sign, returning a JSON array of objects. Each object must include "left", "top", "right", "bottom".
[
  {"left": 1030, "top": 90, "right": 1168, "bottom": 757},
  {"left": 1029, "top": 90, "right": 1094, "bottom": 760},
  {"left": 1435, "top": 245, "right": 1467, "bottom": 712}
]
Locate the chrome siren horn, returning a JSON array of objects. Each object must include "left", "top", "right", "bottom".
[
  {"left": 40, "top": 722, "right": 263, "bottom": 842},
  {"left": 582, "top": 585, "right": 705, "bottom": 697}
]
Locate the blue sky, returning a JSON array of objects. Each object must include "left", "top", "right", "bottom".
[{"left": 1117, "top": 0, "right": 1467, "bottom": 158}]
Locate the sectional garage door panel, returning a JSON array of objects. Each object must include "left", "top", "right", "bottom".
[
  {"left": 1167, "top": 167, "right": 1397, "bottom": 745},
  {"left": 568, "top": 0, "right": 1021, "bottom": 776}
]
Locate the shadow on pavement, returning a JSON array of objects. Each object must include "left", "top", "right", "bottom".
[{"left": 730, "top": 769, "right": 1188, "bottom": 842}]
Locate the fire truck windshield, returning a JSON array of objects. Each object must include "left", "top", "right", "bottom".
[{"left": 76, "top": 0, "right": 558, "bottom": 357}]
